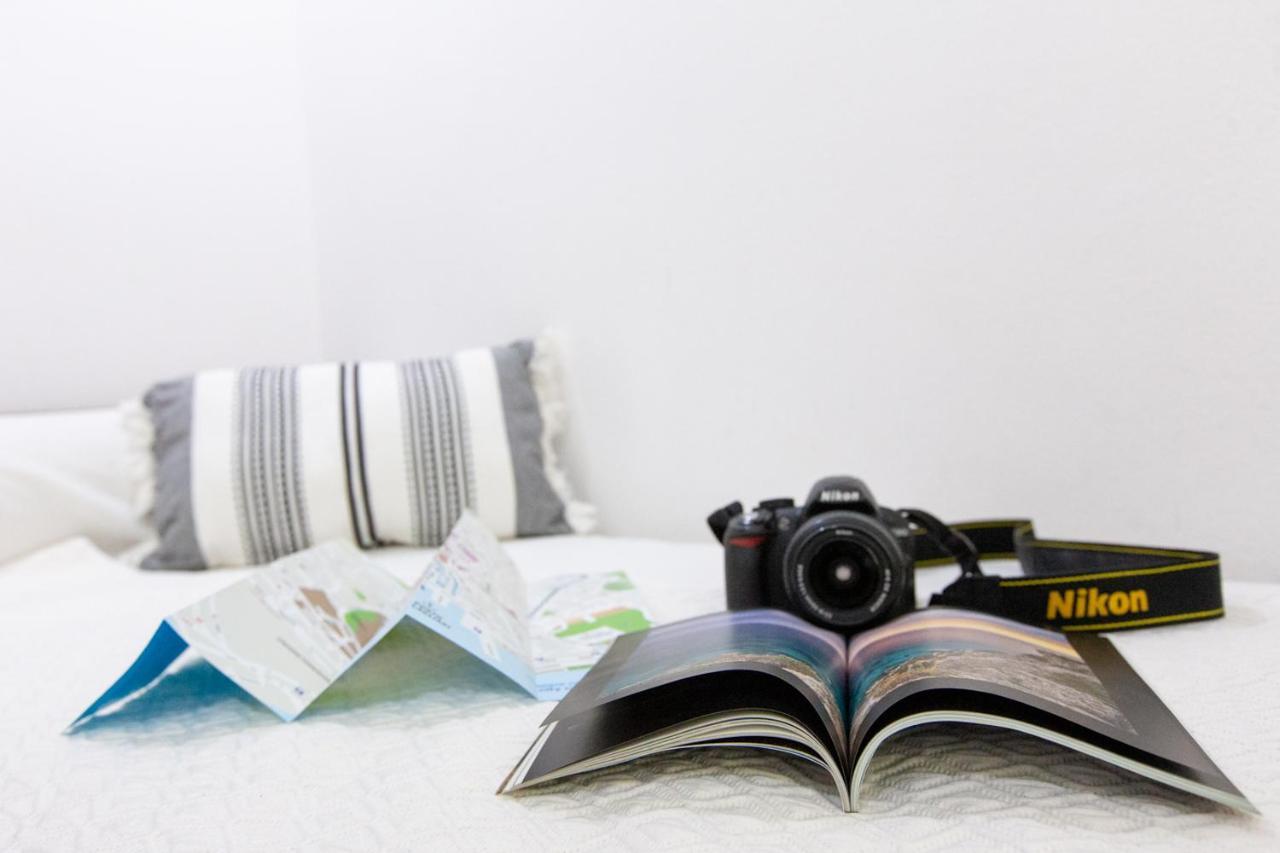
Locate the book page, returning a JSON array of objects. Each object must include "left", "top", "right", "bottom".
[
  {"left": 845, "top": 608, "right": 1132, "bottom": 749},
  {"left": 545, "top": 608, "right": 849, "bottom": 750},
  {"left": 501, "top": 609, "right": 853, "bottom": 799},
  {"left": 843, "top": 608, "right": 1250, "bottom": 812}
]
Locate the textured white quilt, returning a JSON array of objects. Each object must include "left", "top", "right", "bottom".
[{"left": 1, "top": 536, "right": 1276, "bottom": 851}]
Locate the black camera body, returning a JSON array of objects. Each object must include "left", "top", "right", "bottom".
[{"left": 709, "top": 476, "right": 917, "bottom": 634}]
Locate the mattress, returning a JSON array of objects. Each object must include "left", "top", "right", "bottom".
[{"left": 1, "top": 536, "right": 1277, "bottom": 852}]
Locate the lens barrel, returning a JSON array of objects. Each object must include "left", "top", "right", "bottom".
[{"left": 781, "top": 511, "right": 907, "bottom": 632}]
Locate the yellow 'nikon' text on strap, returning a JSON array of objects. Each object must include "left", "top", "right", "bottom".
[{"left": 918, "top": 520, "right": 1224, "bottom": 632}]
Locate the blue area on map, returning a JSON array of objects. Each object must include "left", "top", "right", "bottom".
[
  {"left": 402, "top": 587, "right": 596, "bottom": 700},
  {"left": 69, "top": 619, "right": 189, "bottom": 730},
  {"left": 533, "top": 669, "right": 589, "bottom": 702},
  {"left": 405, "top": 591, "right": 538, "bottom": 696}
]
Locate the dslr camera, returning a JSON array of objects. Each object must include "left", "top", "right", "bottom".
[{"left": 707, "top": 476, "right": 919, "bottom": 634}]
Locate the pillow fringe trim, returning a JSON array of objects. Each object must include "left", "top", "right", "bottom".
[
  {"left": 529, "top": 330, "right": 597, "bottom": 534},
  {"left": 119, "top": 397, "right": 156, "bottom": 523}
]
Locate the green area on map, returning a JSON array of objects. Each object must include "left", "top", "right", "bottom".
[{"left": 555, "top": 607, "right": 651, "bottom": 638}]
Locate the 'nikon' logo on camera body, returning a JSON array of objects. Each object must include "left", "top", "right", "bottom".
[
  {"left": 1046, "top": 587, "right": 1149, "bottom": 621},
  {"left": 819, "top": 489, "right": 861, "bottom": 503}
]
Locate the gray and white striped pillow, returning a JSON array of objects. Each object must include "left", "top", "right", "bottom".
[{"left": 129, "top": 336, "right": 593, "bottom": 570}]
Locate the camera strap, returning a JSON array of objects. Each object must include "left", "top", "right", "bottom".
[{"left": 916, "top": 519, "right": 1224, "bottom": 632}]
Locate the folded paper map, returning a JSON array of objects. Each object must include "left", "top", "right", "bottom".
[{"left": 70, "top": 513, "right": 652, "bottom": 728}]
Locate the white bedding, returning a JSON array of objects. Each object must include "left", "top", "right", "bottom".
[{"left": 1, "top": 536, "right": 1277, "bottom": 852}]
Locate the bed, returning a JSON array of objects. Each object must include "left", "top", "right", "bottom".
[{"left": 1, "top": 534, "right": 1276, "bottom": 851}]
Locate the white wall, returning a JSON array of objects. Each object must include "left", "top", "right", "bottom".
[
  {"left": 3, "top": 3, "right": 1279, "bottom": 579},
  {"left": 297, "top": 2, "right": 1280, "bottom": 579},
  {"left": 0, "top": 1, "right": 321, "bottom": 410}
]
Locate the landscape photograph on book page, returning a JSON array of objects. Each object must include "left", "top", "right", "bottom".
[
  {"left": 545, "top": 608, "right": 847, "bottom": 741},
  {"left": 845, "top": 609, "right": 1136, "bottom": 745}
]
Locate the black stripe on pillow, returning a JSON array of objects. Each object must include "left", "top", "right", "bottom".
[
  {"left": 234, "top": 367, "right": 311, "bottom": 564},
  {"left": 399, "top": 358, "right": 474, "bottom": 546},
  {"left": 339, "top": 363, "right": 374, "bottom": 548}
]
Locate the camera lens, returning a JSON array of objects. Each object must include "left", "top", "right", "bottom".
[
  {"left": 781, "top": 511, "right": 907, "bottom": 632},
  {"left": 807, "top": 541, "right": 882, "bottom": 610}
]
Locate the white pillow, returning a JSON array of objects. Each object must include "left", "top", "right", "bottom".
[{"left": 0, "top": 407, "right": 149, "bottom": 564}]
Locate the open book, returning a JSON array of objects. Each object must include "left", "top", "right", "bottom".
[{"left": 500, "top": 608, "right": 1254, "bottom": 813}]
